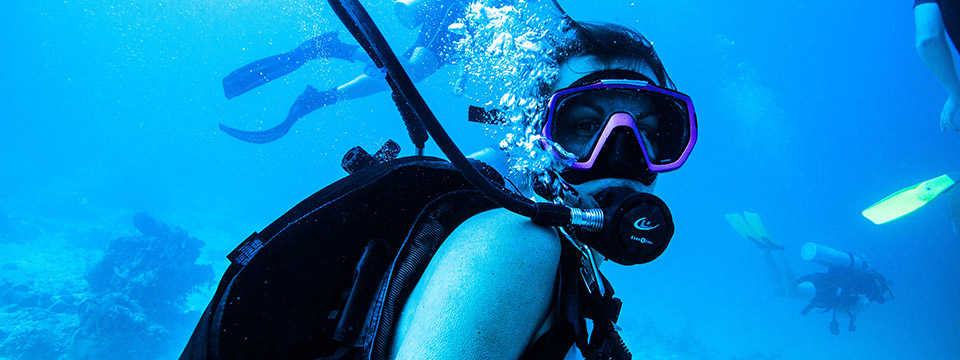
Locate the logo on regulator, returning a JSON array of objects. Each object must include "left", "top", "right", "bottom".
[
  {"left": 633, "top": 217, "right": 660, "bottom": 231},
  {"left": 630, "top": 236, "right": 654, "bottom": 245}
]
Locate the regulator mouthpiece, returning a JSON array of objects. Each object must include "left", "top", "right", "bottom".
[{"left": 577, "top": 187, "right": 675, "bottom": 265}]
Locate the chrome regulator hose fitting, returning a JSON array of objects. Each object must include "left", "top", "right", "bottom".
[{"left": 569, "top": 207, "right": 604, "bottom": 232}]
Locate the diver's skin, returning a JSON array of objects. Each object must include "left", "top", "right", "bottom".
[
  {"left": 915, "top": 2, "right": 960, "bottom": 132},
  {"left": 387, "top": 56, "right": 658, "bottom": 360},
  {"left": 336, "top": 0, "right": 456, "bottom": 105},
  {"left": 335, "top": 47, "right": 442, "bottom": 101},
  {"left": 220, "top": 0, "right": 451, "bottom": 143}
]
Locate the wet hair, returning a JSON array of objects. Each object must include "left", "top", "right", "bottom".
[{"left": 555, "top": 21, "right": 675, "bottom": 90}]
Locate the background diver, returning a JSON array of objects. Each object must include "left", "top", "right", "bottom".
[
  {"left": 726, "top": 212, "right": 894, "bottom": 335},
  {"left": 915, "top": 0, "right": 960, "bottom": 132},
  {"left": 219, "top": 0, "right": 479, "bottom": 143}
]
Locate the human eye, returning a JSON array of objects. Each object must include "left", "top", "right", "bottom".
[
  {"left": 573, "top": 117, "right": 603, "bottom": 136},
  {"left": 633, "top": 112, "right": 659, "bottom": 134},
  {"left": 558, "top": 102, "right": 604, "bottom": 136}
]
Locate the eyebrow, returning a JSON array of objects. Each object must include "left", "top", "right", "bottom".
[{"left": 561, "top": 96, "right": 605, "bottom": 117}]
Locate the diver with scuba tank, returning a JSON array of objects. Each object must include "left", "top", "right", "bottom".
[
  {"left": 727, "top": 213, "right": 894, "bottom": 335},
  {"left": 183, "top": 0, "right": 698, "bottom": 359}
]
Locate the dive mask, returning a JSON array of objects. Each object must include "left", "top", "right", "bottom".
[{"left": 541, "top": 75, "right": 697, "bottom": 181}]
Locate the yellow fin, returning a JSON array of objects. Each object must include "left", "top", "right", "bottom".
[
  {"left": 742, "top": 211, "right": 782, "bottom": 248},
  {"left": 726, "top": 212, "right": 765, "bottom": 247},
  {"left": 863, "top": 173, "right": 958, "bottom": 224}
]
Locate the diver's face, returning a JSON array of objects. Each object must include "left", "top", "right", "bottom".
[{"left": 552, "top": 56, "right": 660, "bottom": 206}]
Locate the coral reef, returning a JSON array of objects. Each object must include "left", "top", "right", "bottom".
[
  {"left": 70, "top": 213, "right": 214, "bottom": 359},
  {"left": 620, "top": 317, "right": 782, "bottom": 360},
  {"left": 84, "top": 213, "right": 214, "bottom": 329},
  {"left": 0, "top": 213, "right": 214, "bottom": 360}
]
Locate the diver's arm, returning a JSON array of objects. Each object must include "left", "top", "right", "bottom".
[
  {"left": 389, "top": 208, "right": 560, "bottom": 360},
  {"left": 335, "top": 46, "right": 443, "bottom": 100},
  {"left": 915, "top": 3, "right": 960, "bottom": 131}
]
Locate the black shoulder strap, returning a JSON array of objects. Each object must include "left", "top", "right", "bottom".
[
  {"left": 518, "top": 242, "right": 583, "bottom": 360},
  {"left": 521, "top": 237, "right": 633, "bottom": 360},
  {"left": 365, "top": 189, "right": 499, "bottom": 360},
  {"left": 180, "top": 158, "right": 504, "bottom": 360}
]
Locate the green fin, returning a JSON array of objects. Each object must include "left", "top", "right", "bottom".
[
  {"left": 725, "top": 212, "right": 765, "bottom": 247},
  {"left": 742, "top": 211, "right": 782, "bottom": 249},
  {"left": 863, "top": 173, "right": 958, "bottom": 224}
]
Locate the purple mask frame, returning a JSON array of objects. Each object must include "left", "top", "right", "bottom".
[{"left": 540, "top": 79, "right": 698, "bottom": 173}]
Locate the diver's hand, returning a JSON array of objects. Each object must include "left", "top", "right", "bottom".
[{"left": 941, "top": 96, "right": 960, "bottom": 132}]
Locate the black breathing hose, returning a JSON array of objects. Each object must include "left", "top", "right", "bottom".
[{"left": 327, "top": 0, "right": 581, "bottom": 225}]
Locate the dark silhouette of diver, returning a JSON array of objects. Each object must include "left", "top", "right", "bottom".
[
  {"left": 220, "top": 0, "right": 476, "bottom": 143},
  {"left": 727, "top": 212, "right": 894, "bottom": 335},
  {"left": 797, "top": 267, "right": 893, "bottom": 335},
  {"left": 220, "top": 32, "right": 358, "bottom": 143},
  {"left": 222, "top": 32, "right": 359, "bottom": 100}
]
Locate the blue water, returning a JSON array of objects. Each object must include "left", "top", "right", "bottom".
[{"left": 1, "top": 0, "right": 958, "bottom": 359}]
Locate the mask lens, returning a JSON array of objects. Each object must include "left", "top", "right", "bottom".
[
  {"left": 641, "top": 92, "right": 691, "bottom": 166},
  {"left": 549, "top": 87, "right": 691, "bottom": 168},
  {"left": 551, "top": 90, "right": 612, "bottom": 160}
]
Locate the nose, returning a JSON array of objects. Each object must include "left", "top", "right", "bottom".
[
  {"left": 605, "top": 112, "right": 644, "bottom": 147},
  {"left": 608, "top": 126, "right": 643, "bottom": 153},
  {"left": 599, "top": 126, "right": 646, "bottom": 168}
]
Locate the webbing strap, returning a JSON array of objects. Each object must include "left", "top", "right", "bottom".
[{"left": 227, "top": 232, "right": 265, "bottom": 267}]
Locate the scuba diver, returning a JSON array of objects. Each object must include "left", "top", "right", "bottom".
[
  {"left": 219, "top": 0, "right": 479, "bottom": 143},
  {"left": 182, "top": 0, "right": 696, "bottom": 359},
  {"left": 387, "top": 19, "right": 696, "bottom": 359},
  {"left": 796, "top": 243, "right": 894, "bottom": 335},
  {"left": 915, "top": 0, "right": 960, "bottom": 132},
  {"left": 727, "top": 213, "right": 894, "bottom": 335}
]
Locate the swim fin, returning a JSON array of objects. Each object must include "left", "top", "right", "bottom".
[
  {"left": 725, "top": 212, "right": 766, "bottom": 248},
  {"left": 742, "top": 211, "right": 783, "bottom": 249},
  {"left": 220, "top": 86, "right": 338, "bottom": 143},
  {"left": 862, "top": 173, "right": 959, "bottom": 225},
  {"left": 222, "top": 32, "right": 359, "bottom": 99}
]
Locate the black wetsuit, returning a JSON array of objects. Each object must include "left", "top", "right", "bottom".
[
  {"left": 916, "top": 0, "right": 960, "bottom": 51},
  {"left": 798, "top": 268, "right": 891, "bottom": 314}
]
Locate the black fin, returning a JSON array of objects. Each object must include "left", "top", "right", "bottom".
[{"left": 467, "top": 106, "right": 507, "bottom": 125}]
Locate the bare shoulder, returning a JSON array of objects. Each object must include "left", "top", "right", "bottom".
[
  {"left": 450, "top": 208, "right": 562, "bottom": 268},
  {"left": 388, "top": 208, "right": 562, "bottom": 359}
]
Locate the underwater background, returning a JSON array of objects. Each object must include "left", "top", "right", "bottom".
[{"left": 1, "top": 0, "right": 959, "bottom": 359}]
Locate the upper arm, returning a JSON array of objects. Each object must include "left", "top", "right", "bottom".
[
  {"left": 389, "top": 208, "right": 561, "bottom": 360},
  {"left": 915, "top": 3, "right": 946, "bottom": 43}
]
